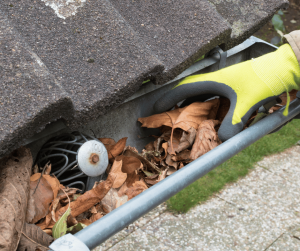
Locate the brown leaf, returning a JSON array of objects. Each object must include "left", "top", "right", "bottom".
[
  {"left": 161, "top": 142, "right": 168, "bottom": 160},
  {"left": 158, "top": 168, "right": 169, "bottom": 181},
  {"left": 27, "top": 175, "right": 54, "bottom": 224},
  {"left": 144, "top": 174, "right": 159, "bottom": 186},
  {"left": 90, "top": 213, "right": 103, "bottom": 223},
  {"left": 30, "top": 173, "right": 61, "bottom": 202},
  {"left": 190, "top": 120, "right": 221, "bottom": 160},
  {"left": 17, "top": 223, "right": 53, "bottom": 251},
  {"left": 171, "top": 149, "right": 191, "bottom": 162},
  {"left": 167, "top": 129, "right": 182, "bottom": 155},
  {"left": 118, "top": 155, "right": 142, "bottom": 174},
  {"left": 98, "top": 138, "right": 116, "bottom": 145},
  {"left": 107, "top": 137, "right": 127, "bottom": 162},
  {"left": 110, "top": 158, "right": 127, "bottom": 188},
  {"left": 125, "top": 180, "right": 148, "bottom": 200},
  {"left": 51, "top": 198, "right": 60, "bottom": 222},
  {"left": 44, "top": 163, "right": 52, "bottom": 175},
  {"left": 167, "top": 167, "right": 177, "bottom": 176},
  {"left": 138, "top": 99, "right": 219, "bottom": 131},
  {"left": 165, "top": 154, "right": 178, "bottom": 169},
  {"left": 0, "top": 148, "right": 32, "bottom": 251},
  {"left": 101, "top": 188, "right": 128, "bottom": 213},
  {"left": 176, "top": 127, "right": 196, "bottom": 153},
  {"left": 144, "top": 141, "right": 155, "bottom": 151},
  {"left": 55, "top": 173, "right": 114, "bottom": 220},
  {"left": 67, "top": 214, "right": 78, "bottom": 228},
  {"left": 125, "top": 171, "right": 140, "bottom": 188},
  {"left": 118, "top": 182, "right": 129, "bottom": 197},
  {"left": 124, "top": 147, "right": 161, "bottom": 173}
]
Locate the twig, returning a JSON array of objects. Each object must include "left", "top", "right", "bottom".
[{"left": 33, "top": 162, "right": 50, "bottom": 195}]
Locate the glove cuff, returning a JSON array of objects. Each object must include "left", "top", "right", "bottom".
[{"left": 283, "top": 30, "right": 300, "bottom": 67}]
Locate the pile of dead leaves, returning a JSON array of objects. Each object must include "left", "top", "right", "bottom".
[{"left": 26, "top": 93, "right": 294, "bottom": 244}]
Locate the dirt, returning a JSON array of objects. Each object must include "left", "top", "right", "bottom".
[{"left": 254, "top": 4, "right": 300, "bottom": 45}]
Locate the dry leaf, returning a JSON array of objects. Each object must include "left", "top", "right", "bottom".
[
  {"left": 101, "top": 188, "right": 128, "bottom": 213},
  {"left": 67, "top": 214, "right": 78, "bottom": 228},
  {"left": 30, "top": 173, "right": 60, "bottom": 202},
  {"left": 118, "top": 182, "right": 129, "bottom": 197},
  {"left": 51, "top": 198, "right": 60, "bottom": 222},
  {"left": 125, "top": 171, "right": 140, "bottom": 188},
  {"left": 165, "top": 155, "right": 178, "bottom": 169},
  {"left": 110, "top": 158, "right": 127, "bottom": 188},
  {"left": 167, "top": 167, "right": 177, "bottom": 176},
  {"left": 139, "top": 100, "right": 219, "bottom": 131},
  {"left": 158, "top": 168, "right": 169, "bottom": 181},
  {"left": 55, "top": 173, "right": 114, "bottom": 220},
  {"left": 118, "top": 155, "right": 142, "bottom": 174},
  {"left": 144, "top": 174, "right": 159, "bottom": 186},
  {"left": 0, "top": 148, "right": 32, "bottom": 251},
  {"left": 98, "top": 138, "right": 116, "bottom": 145},
  {"left": 171, "top": 149, "right": 191, "bottom": 162},
  {"left": 124, "top": 147, "right": 161, "bottom": 173},
  {"left": 107, "top": 137, "right": 127, "bottom": 162},
  {"left": 167, "top": 129, "right": 182, "bottom": 155},
  {"left": 125, "top": 180, "right": 148, "bottom": 200},
  {"left": 27, "top": 176, "right": 54, "bottom": 224},
  {"left": 176, "top": 127, "right": 196, "bottom": 153},
  {"left": 190, "top": 120, "right": 221, "bottom": 160},
  {"left": 17, "top": 223, "right": 53, "bottom": 251},
  {"left": 144, "top": 141, "right": 155, "bottom": 151},
  {"left": 90, "top": 213, "right": 103, "bottom": 223}
]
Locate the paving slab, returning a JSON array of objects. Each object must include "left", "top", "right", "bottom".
[
  {"left": 0, "top": 10, "right": 73, "bottom": 157},
  {"left": 0, "top": 0, "right": 163, "bottom": 128},
  {"left": 208, "top": 0, "right": 289, "bottom": 50},
  {"left": 95, "top": 146, "right": 300, "bottom": 250},
  {"left": 110, "top": 0, "right": 231, "bottom": 84}
]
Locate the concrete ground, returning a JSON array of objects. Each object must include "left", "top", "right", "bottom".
[{"left": 95, "top": 145, "right": 300, "bottom": 251}]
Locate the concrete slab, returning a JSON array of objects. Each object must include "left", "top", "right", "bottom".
[
  {"left": 0, "top": 10, "right": 73, "bottom": 157},
  {"left": 110, "top": 0, "right": 231, "bottom": 84},
  {"left": 0, "top": 0, "right": 163, "bottom": 128},
  {"left": 208, "top": 0, "right": 289, "bottom": 50}
]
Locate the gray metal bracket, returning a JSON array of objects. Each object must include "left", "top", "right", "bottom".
[{"left": 205, "top": 46, "right": 227, "bottom": 70}]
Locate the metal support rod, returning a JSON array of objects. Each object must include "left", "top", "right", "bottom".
[{"left": 75, "top": 98, "right": 300, "bottom": 250}]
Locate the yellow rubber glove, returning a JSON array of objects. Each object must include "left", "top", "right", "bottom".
[{"left": 154, "top": 44, "right": 300, "bottom": 142}]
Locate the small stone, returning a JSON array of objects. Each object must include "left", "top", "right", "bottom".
[
  {"left": 87, "top": 58, "right": 95, "bottom": 63},
  {"left": 291, "top": 19, "right": 297, "bottom": 24}
]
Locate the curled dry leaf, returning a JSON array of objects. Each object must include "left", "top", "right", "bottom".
[
  {"left": 190, "top": 120, "right": 221, "bottom": 160},
  {"left": 110, "top": 158, "right": 127, "bottom": 188},
  {"left": 167, "top": 167, "right": 177, "bottom": 176}
]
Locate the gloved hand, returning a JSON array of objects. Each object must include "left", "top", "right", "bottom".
[{"left": 154, "top": 31, "right": 300, "bottom": 142}]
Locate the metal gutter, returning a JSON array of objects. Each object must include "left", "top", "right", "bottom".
[{"left": 74, "top": 97, "right": 300, "bottom": 250}]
